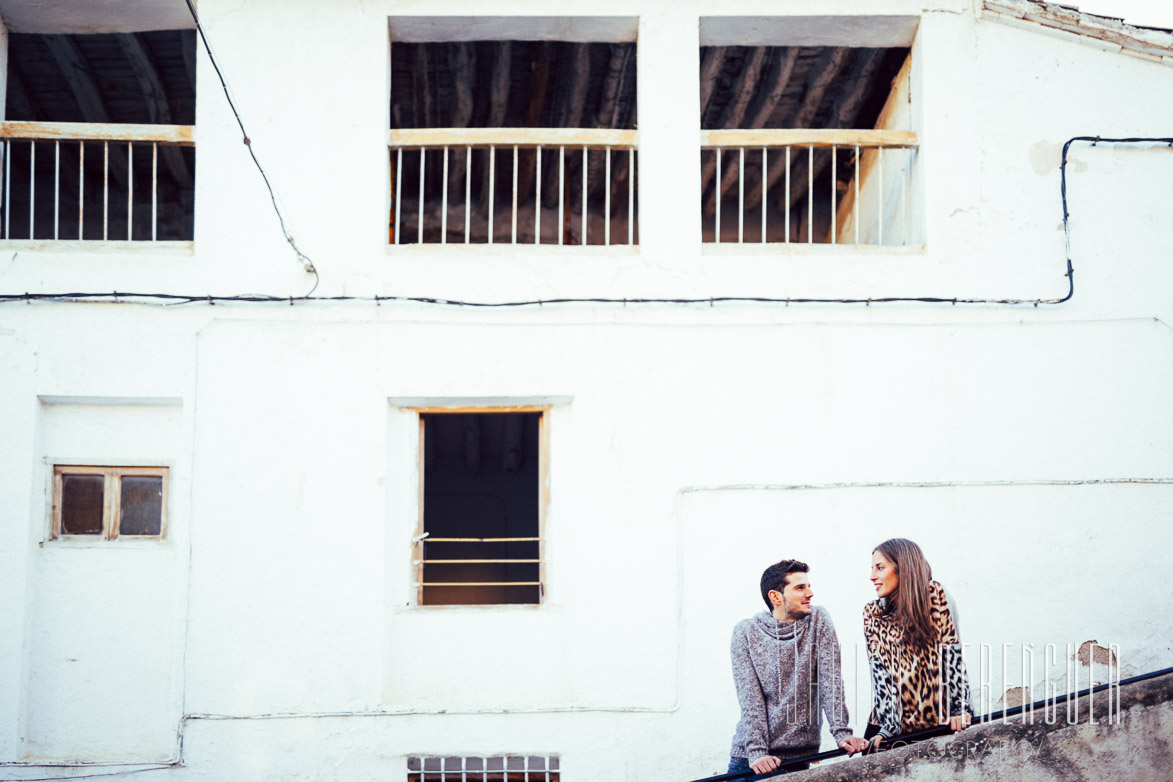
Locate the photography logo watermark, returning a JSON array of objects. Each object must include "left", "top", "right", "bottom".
[
  {"left": 784, "top": 642, "right": 1123, "bottom": 727},
  {"left": 964, "top": 642, "right": 1123, "bottom": 726},
  {"left": 883, "top": 735, "right": 1047, "bottom": 762}
]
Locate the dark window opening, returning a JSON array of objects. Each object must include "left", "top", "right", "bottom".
[
  {"left": 699, "top": 45, "right": 912, "bottom": 244},
  {"left": 52, "top": 466, "right": 167, "bottom": 540},
  {"left": 3, "top": 30, "right": 196, "bottom": 241},
  {"left": 420, "top": 412, "right": 542, "bottom": 606},
  {"left": 60, "top": 473, "right": 105, "bottom": 535},
  {"left": 390, "top": 41, "right": 635, "bottom": 130},
  {"left": 389, "top": 40, "right": 637, "bottom": 246},
  {"left": 119, "top": 475, "right": 164, "bottom": 536}
]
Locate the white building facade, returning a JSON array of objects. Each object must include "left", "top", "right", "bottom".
[{"left": 1, "top": 1, "right": 1172, "bottom": 779}]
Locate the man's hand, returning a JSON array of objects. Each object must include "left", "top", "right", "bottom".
[
  {"left": 948, "top": 714, "right": 972, "bottom": 732},
  {"left": 838, "top": 737, "right": 868, "bottom": 756},
  {"left": 749, "top": 755, "right": 781, "bottom": 775}
]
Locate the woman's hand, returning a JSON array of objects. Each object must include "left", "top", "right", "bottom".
[
  {"left": 839, "top": 737, "right": 868, "bottom": 756},
  {"left": 867, "top": 734, "right": 884, "bottom": 751},
  {"left": 948, "top": 714, "right": 972, "bottom": 732}
]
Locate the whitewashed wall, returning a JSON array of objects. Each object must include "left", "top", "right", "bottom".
[{"left": 2, "top": 1, "right": 1172, "bottom": 780}]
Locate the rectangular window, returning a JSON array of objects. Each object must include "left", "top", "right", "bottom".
[
  {"left": 51, "top": 465, "right": 168, "bottom": 540},
  {"left": 416, "top": 411, "right": 544, "bottom": 605},
  {"left": 408, "top": 755, "right": 559, "bottom": 781},
  {"left": 2, "top": 30, "right": 196, "bottom": 241},
  {"left": 388, "top": 17, "right": 638, "bottom": 246},
  {"left": 698, "top": 17, "right": 918, "bottom": 246}
]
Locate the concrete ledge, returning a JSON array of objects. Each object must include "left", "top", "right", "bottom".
[{"left": 798, "top": 671, "right": 1173, "bottom": 781}]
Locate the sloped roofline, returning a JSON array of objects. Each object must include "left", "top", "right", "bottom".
[{"left": 983, "top": 0, "right": 1173, "bottom": 64}]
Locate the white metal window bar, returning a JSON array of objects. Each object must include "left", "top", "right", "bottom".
[
  {"left": 407, "top": 755, "right": 559, "bottom": 782},
  {"left": 700, "top": 128, "right": 917, "bottom": 246},
  {"left": 389, "top": 128, "right": 638, "bottom": 246},
  {"left": 580, "top": 144, "right": 587, "bottom": 246},
  {"left": 0, "top": 121, "right": 194, "bottom": 242},
  {"left": 416, "top": 538, "right": 542, "bottom": 583},
  {"left": 488, "top": 145, "right": 495, "bottom": 244},
  {"left": 29, "top": 140, "right": 35, "bottom": 239},
  {"left": 4, "top": 139, "right": 11, "bottom": 238}
]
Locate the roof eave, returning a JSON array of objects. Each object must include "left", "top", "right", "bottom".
[{"left": 982, "top": 0, "right": 1173, "bottom": 65}]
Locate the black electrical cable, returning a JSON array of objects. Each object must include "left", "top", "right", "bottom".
[
  {"left": 2, "top": 135, "right": 1168, "bottom": 308},
  {"left": 0, "top": 292, "right": 1065, "bottom": 307},
  {"left": 1058, "top": 136, "right": 1173, "bottom": 308},
  {"left": 182, "top": 0, "right": 319, "bottom": 295}
]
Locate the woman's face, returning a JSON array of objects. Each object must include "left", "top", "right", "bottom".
[{"left": 871, "top": 550, "right": 899, "bottom": 599}]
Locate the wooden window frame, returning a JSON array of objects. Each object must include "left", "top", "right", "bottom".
[
  {"left": 50, "top": 464, "right": 169, "bottom": 541},
  {"left": 411, "top": 405, "right": 551, "bottom": 607}
]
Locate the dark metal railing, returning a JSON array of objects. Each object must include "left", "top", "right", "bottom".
[{"left": 689, "top": 666, "right": 1173, "bottom": 781}]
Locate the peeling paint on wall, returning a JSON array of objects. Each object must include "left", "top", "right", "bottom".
[{"left": 1076, "top": 639, "right": 1118, "bottom": 667}]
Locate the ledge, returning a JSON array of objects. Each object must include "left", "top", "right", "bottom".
[
  {"left": 0, "top": 240, "right": 194, "bottom": 256},
  {"left": 385, "top": 243, "right": 639, "bottom": 258},
  {"left": 798, "top": 670, "right": 1173, "bottom": 781},
  {"left": 701, "top": 243, "right": 925, "bottom": 257}
]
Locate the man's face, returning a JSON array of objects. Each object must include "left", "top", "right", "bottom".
[{"left": 771, "top": 572, "right": 813, "bottom": 619}]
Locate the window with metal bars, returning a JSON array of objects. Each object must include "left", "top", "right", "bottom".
[
  {"left": 388, "top": 19, "right": 638, "bottom": 247},
  {"left": 407, "top": 755, "right": 560, "bottom": 781},
  {"left": 698, "top": 18, "right": 917, "bottom": 246},
  {"left": 416, "top": 411, "right": 544, "bottom": 606},
  {"left": 1, "top": 30, "right": 196, "bottom": 242}
]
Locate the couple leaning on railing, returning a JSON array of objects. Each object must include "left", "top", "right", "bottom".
[{"left": 724, "top": 538, "right": 972, "bottom": 780}]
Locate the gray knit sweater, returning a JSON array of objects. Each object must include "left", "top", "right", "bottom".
[{"left": 729, "top": 606, "right": 853, "bottom": 761}]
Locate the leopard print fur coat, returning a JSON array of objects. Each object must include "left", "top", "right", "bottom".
[{"left": 863, "top": 580, "right": 972, "bottom": 738}]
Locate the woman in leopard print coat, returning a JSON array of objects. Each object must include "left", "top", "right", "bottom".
[{"left": 863, "top": 538, "right": 973, "bottom": 748}]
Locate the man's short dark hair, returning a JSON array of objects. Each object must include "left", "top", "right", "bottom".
[{"left": 760, "top": 559, "right": 809, "bottom": 610}]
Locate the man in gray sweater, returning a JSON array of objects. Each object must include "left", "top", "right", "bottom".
[{"left": 728, "top": 559, "right": 867, "bottom": 777}]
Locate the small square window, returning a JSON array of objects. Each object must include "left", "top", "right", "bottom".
[
  {"left": 51, "top": 465, "right": 168, "bottom": 540},
  {"left": 416, "top": 411, "right": 544, "bottom": 605},
  {"left": 406, "top": 755, "right": 559, "bottom": 781}
]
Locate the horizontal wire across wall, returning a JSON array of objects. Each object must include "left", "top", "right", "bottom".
[{"left": 11, "top": 136, "right": 1161, "bottom": 307}]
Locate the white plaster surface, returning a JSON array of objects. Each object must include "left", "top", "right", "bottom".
[{"left": 1, "top": 1, "right": 1173, "bottom": 780}]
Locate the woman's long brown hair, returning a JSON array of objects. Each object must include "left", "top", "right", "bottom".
[{"left": 875, "top": 538, "right": 936, "bottom": 651}]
